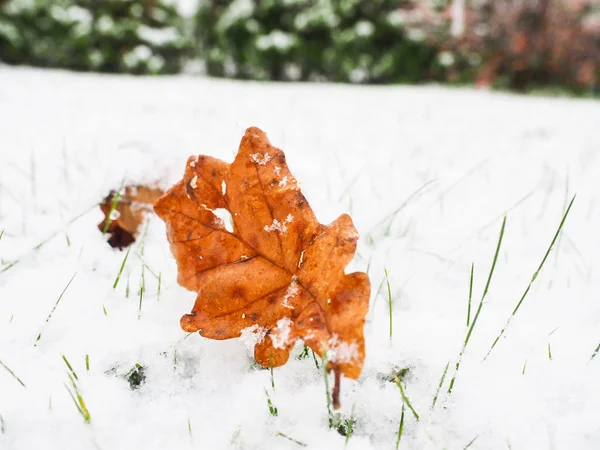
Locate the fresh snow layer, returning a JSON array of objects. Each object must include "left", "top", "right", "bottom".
[{"left": 0, "top": 67, "right": 599, "bottom": 450}]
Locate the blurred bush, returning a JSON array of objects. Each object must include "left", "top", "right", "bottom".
[
  {"left": 0, "top": 0, "right": 190, "bottom": 74},
  {"left": 456, "top": 0, "right": 599, "bottom": 92},
  {"left": 195, "top": 0, "right": 451, "bottom": 83}
]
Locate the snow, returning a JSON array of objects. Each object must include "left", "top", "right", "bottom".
[
  {"left": 270, "top": 318, "right": 293, "bottom": 350},
  {"left": 0, "top": 66, "right": 599, "bottom": 450},
  {"left": 250, "top": 153, "right": 272, "bottom": 165},
  {"left": 264, "top": 214, "right": 293, "bottom": 234}
]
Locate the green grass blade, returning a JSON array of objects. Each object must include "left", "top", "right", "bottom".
[
  {"left": 467, "top": 263, "right": 474, "bottom": 327},
  {"left": 589, "top": 342, "right": 600, "bottom": 363},
  {"left": 548, "top": 343, "right": 552, "bottom": 360},
  {"left": 463, "top": 435, "right": 479, "bottom": 449},
  {"left": 62, "top": 355, "right": 78, "bottom": 380},
  {"left": 102, "top": 179, "right": 125, "bottom": 234},
  {"left": 85, "top": 355, "right": 90, "bottom": 372},
  {"left": 385, "top": 268, "right": 393, "bottom": 339},
  {"left": 276, "top": 431, "right": 307, "bottom": 447},
  {"left": 394, "top": 376, "right": 419, "bottom": 420},
  {"left": 0, "top": 359, "right": 26, "bottom": 387},
  {"left": 448, "top": 216, "right": 506, "bottom": 393},
  {"left": 35, "top": 273, "right": 77, "bottom": 346},
  {"left": 395, "top": 404, "right": 405, "bottom": 449},
  {"left": 113, "top": 247, "right": 131, "bottom": 289},
  {"left": 484, "top": 196, "right": 575, "bottom": 359},
  {"left": 431, "top": 361, "right": 450, "bottom": 409}
]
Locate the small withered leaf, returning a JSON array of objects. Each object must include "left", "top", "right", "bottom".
[
  {"left": 98, "top": 185, "right": 164, "bottom": 249},
  {"left": 154, "top": 127, "right": 370, "bottom": 407}
]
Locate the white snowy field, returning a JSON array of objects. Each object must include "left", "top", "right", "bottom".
[{"left": 0, "top": 66, "right": 599, "bottom": 450}]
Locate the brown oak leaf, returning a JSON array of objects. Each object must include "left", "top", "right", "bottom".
[
  {"left": 154, "top": 127, "right": 370, "bottom": 406},
  {"left": 99, "top": 185, "right": 164, "bottom": 249}
]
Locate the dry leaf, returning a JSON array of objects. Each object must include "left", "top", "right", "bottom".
[
  {"left": 99, "top": 184, "right": 164, "bottom": 249},
  {"left": 154, "top": 127, "right": 370, "bottom": 407}
]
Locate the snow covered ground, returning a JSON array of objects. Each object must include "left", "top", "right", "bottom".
[{"left": 1, "top": 67, "right": 599, "bottom": 450}]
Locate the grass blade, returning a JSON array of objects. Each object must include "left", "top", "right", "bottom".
[
  {"left": 113, "top": 247, "right": 131, "bottom": 289},
  {"left": 0, "top": 359, "right": 26, "bottom": 387},
  {"left": 448, "top": 216, "right": 506, "bottom": 393},
  {"left": 589, "top": 342, "right": 600, "bottom": 363},
  {"left": 394, "top": 376, "right": 419, "bottom": 420},
  {"left": 62, "top": 355, "right": 78, "bottom": 381},
  {"left": 431, "top": 361, "right": 450, "bottom": 409},
  {"left": 484, "top": 196, "right": 575, "bottom": 359},
  {"left": 102, "top": 179, "right": 125, "bottom": 234},
  {"left": 467, "top": 263, "right": 474, "bottom": 327},
  {"left": 276, "top": 431, "right": 307, "bottom": 447},
  {"left": 395, "top": 404, "right": 405, "bottom": 449},
  {"left": 463, "top": 435, "right": 479, "bottom": 449},
  {"left": 35, "top": 273, "right": 77, "bottom": 346},
  {"left": 385, "top": 268, "right": 393, "bottom": 339}
]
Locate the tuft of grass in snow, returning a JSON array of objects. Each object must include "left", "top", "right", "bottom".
[
  {"left": 484, "top": 196, "right": 575, "bottom": 359},
  {"left": 385, "top": 268, "right": 393, "bottom": 339},
  {"left": 276, "top": 431, "right": 307, "bottom": 447},
  {"left": 448, "top": 216, "right": 506, "bottom": 393},
  {"left": 394, "top": 375, "right": 419, "bottom": 420},
  {"left": 63, "top": 355, "right": 91, "bottom": 423},
  {"left": 344, "top": 404, "right": 356, "bottom": 446},
  {"left": 395, "top": 404, "right": 405, "bottom": 449},
  {"left": 35, "top": 273, "right": 77, "bottom": 346},
  {"left": 0, "top": 359, "right": 26, "bottom": 387},
  {"left": 125, "top": 363, "right": 146, "bottom": 390},
  {"left": 113, "top": 247, "right": 131, "bottom": 289}
]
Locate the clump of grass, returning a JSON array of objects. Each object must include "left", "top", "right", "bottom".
[
  {"left": 63, "top": 355, "right": 91, "bottom": 423},
  {"left": 297, "top": 343, "right": 320, "bottom": 369},
  {"left": 448, "top": 217, "right": 507, "bottom": 393},
  {"left": 35, "top": 273, "right": 77, "bottom": 346},
  {"left": 484, "top": 196, "right": 575, "bottom": 360},
  {"left": 125, "top": 363, "right": 146, "bottom": 390},
  {"left": 276, "top": 431, "right": 307, "bottom": 447},
  {"left": 0, "top": 359, "right": 26, "bottom": 387}
]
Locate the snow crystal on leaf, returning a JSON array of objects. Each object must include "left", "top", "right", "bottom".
[
  {"left": 250, "top": 153, "right": 272, "bottom": 165},
  {"left": 240, "top": 325, "right": 267, "bottom": 347},
  {"left": 281, "top": 275, "right": 299, "bottom": 309},
  {"left": 264, "top": 214, "right": 293, "bottom": 234},
  {"left": 328, "top": 335, "right": 359, "bottom": 364},
  {"left": 270, "top": 318, "right": 293, "bottom": 349}
]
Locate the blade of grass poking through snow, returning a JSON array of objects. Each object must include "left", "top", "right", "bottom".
[
  {"left": 322, "top": 354, "right": 334, "bottom": 425},
  {"left": 65, "top": 372, "right": 91, "bottom": 423},
  {"left": 467, "top": 263, "right": 474, "bottom": 327},
  {"left": 35, "top": 273, "right": 77, "bottom": 346},
  {"left": 102, "top": 178, "right": 125, "bottom": 234},
  {"left": 265, "top": 389, "right": 278, "bottom": 417},
  {"left": 0, "top": 359, "right": 26, "bottom": 387},
  {"left": 522, "top": 359, "right": 527, "bottom": 375},
  {"left": 395, "top": 404, "right": 405, "bottom": 449},
  {"left": 463, "top": 435, "right": 479, "bottom": 449},
  {"left": 344, "top": 404, "right": 356, "bottom": 446},
  {"left": 589, "top": 342, "right": 600, "bottom": 363},
  {"left": 276, "top": 431, "right": 307, "bottom": 447},
  {"left": 85, "top": 355, "right": 90, "bottom": 372},
  {"left": 484, "top": 196, "right": 575, "bottom": 360},
  {"left": 385, "top": 268, "right": 393, "bottom": 339},
  {"left": 448, "top": 217, "right": 506, "bottom": 393},
  {"left": 157, "top": 272, "right": 162, "bottom": 301},
  {"left": 112, "top": 247, "right": 131, "bottom": 289},
  {"left": 548, "top": 343, "right": 552, "bottom": 360},
  {"left": 269, "top": 352, "right": 275, "bottom": 390},
  {"left": 393, "top": 376, "right": 419, "bottom": 420},
  {"left": 431, "top": 361, "right": 450, "bottom": 409},
  {"left": 62, "top": 355, "right": 78, "bottom": 381},
  {"left": 188, "top": 418, "right": 192, "bottom": 437},
  {"left": 138, "top": 245, "right": 145, "bottom": 320}
]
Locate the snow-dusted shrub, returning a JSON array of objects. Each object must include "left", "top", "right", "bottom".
[
  {"left": 194, "top": 0, "right": 448, "bottom": 83},
  {"left": 0, "top": 0, "right": 190, "bottom": 74}
]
